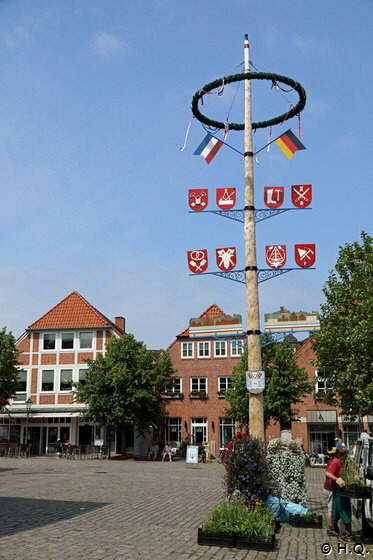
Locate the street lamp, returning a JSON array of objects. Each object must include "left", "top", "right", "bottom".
[{"left": 25, "top": 398, "right": 33, "bottom": 444}]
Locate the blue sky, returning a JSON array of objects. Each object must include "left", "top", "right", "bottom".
[{"left": 0, "top": 0, "right": 372, "bottom": 348}]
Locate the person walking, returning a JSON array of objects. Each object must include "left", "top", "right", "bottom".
[{"left": 325, "top": 448, "right": 353, "bottom": 542}]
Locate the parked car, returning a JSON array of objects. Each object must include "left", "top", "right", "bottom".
[{"left": 351, "top": 436, "right": 373, "bottom": 537}]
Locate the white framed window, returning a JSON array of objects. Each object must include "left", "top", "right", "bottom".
[
  {"left": 13, "top": 369, "right": 28, "bottom": 402},
  {"left": 190, "top": 377, "right": 207, "bottom": 392},
  {"left": 165, "top": 418, "right": 182, "bottom": 445},
  {"left": 59, "top": 369, "right": 73, "bottom": 392},
  {"left": 43, "top": 333, "right": 56, "bottom": 350},
  {"left": 78, "top": 368, "right": 87, "bottom": 386},
  {"left": 218, "top": 377, "right": 232, "bottom": 394},
  {"left": 61, "top": 332, "right": 74, "bottom": 350},
  {"left": 231, "top": 340, "right": 244, "bottom": 356},
  {"left": 181, "top": 342, "right": 194, "bottom": 359},
  {"left": 214, "top": 340, "right": 227, "bottom": 357},
  {"left": 41, "top": 369, "right": 55, "bottom": 392},
  {"left": 315, "top": 370, "right": 328, "bottom": 394},
  {"left": 79, "top": 332, "right": 93, "bottom": 349},
  {"left": 171, "top": 378, "right": 182, "bottom": 393},
  {"left": 198, "top": 341, "right": 210, "bottom": 358},
  {"left": 219, "top": 418, "right": 236, "bottom": 448}
]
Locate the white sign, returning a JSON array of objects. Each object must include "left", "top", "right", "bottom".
[
  {"left": 186, "top": 445, "right": 199, "bottom": 464},
  {"left": 94, "top": 439, "right": 104, "bottom": 446},
  {"left": 246, "top": 370, "right": 265, "bottom": 394}
]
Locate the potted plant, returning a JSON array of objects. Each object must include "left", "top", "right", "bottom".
[
  {"left": 339, "top": 456, "right": 371, "bottom": 499},
  {"left": 235, "top": 505, "right": 276, "bottom": 550},
  {"left": 198, "top": 495, "right": 276, "bottom": 550},
  {"left": 288, "top": 512, "right": 323, "bottom": 528},
  {"left": 189, "top": 390, "right": 208, "bottom": 399},
  {"left": 198, "top": 497, "right": 241, "bottom": 547}
]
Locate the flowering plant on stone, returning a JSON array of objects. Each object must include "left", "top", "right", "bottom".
[
  {"left": 224, "top": 433, "right": 268, "bottom": 507},
  {"left": 266, "top": 439, "right": 307, "bottom": 505}
]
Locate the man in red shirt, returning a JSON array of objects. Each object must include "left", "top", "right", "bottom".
[{"left": 325, "top": 448, "right": 353, "bottom": 542}]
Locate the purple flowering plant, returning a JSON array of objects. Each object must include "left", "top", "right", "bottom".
[{"left": 224, "top": 432, "right": 268, "bottom": 508}]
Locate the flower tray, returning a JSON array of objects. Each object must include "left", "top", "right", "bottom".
[
  {"left": 339, "top": 486, "right": 372, "bottom": 499},
  {"left": 288, "top": 514, "right": 323, "bottom": 528},
  {"left": 197, "top": 528, "right": 235, "bottom": 548},
  {"left": 235, "top": 534, "right": 276, "bottom": 551}
]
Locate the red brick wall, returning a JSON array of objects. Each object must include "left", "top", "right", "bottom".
[
  {"left": 59, "top": 353, "right": 75, "bottom": 364},
  {"left": 166, "top": 337, "right": 241, "bottom": 448}
]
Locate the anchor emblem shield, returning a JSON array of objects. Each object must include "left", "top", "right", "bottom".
[
  {"left": 291, "top": 184, "right": 312, "bottom": 208},
  {"left": 295, "top": 244, "right": 316, "bottom": 267},
  {"left": 265, "top": 245, "right": 287, "bottom": 269},
  {"left": 188, "top": 189, "right": 208, "bottom": 211},
  {"left": 187, "top": 250, "right": 208, "bottom": 273},
  {"left": 216, "top": 188, "right": 236, "bottom": 209}
]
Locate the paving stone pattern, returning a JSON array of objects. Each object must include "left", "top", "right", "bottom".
[{"left": 0, "top": 458, "right": 371, "bottom": 560}]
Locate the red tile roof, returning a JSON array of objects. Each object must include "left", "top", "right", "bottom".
[
  {"left": 177, "top": 304, "right": 226, "bottom": 337},
  {"left": 28, "top": 291, "right": 123, "bottom": 333}
]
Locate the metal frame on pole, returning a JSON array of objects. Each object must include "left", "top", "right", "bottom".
[{"left": 243, "top": 35, "right": 264, "bottom": 440}]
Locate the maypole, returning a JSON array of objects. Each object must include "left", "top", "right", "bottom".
[
  {"left": 243, "top": 35, "right": 264, "bottom": 439},
  {"left": 188, "top": 35, "right": 308, "bottom": 441}
]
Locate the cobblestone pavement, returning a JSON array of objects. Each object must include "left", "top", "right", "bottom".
[{"left": 0, "top": 457, "right": 371, "bottom": 560}]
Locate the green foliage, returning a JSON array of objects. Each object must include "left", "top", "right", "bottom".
[
  {"left": 224, "top": 350, "right": 250, "bottom": 429},
  {"left": 202, "top": 495, "right": 274, "bottom": 539},
  {"left": 0, "top": 328, "right": 20, "bottom": 407},
  {"left": 264, "top": 339, "right": 312, "bottom": 430},
  {"left": 342, "top": 456, "right": 365, "bottom": 487},
  {"left": 267, "top": 439, "right": 307, "bottom": 505},
  {"left": 224, "top": 336, "right": 311, "bottom": 429},
  {"left": 74, "top": 334, "right": 175, "bottom": 434},
  {"left": 312, "top": 232, "right": 373, "bottom": 416}
]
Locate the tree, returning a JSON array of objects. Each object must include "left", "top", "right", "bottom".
[
  {"left": 312, "top": 232, "right": 373, "bottom": 417},
  {"left": 74, "top": 333, "right": 175, "bottom": 434},
  {"left": 0, "top": 328, "right": 20, "bottom": 409},
  {"left": 263, "top": 339, "right": 312, "bottom": 430},
  {"left": 225, "top": 336, "right": 311, "bottom": 430}
]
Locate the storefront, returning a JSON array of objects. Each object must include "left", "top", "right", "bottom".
[{"left": 307, "top": 410, "right": 337, "bottom": 454}]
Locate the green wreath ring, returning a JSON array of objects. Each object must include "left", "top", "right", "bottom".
[{"left": 191, "top": 72, "right": 306, "bottom": 131}]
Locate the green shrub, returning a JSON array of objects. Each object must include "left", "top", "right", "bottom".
[{"left": 201, "top": 495, "right": 274, "bottom": 538}]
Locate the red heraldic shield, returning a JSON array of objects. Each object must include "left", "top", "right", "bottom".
[
  {"left": 216, "top": 188, "right": 236, "bottom": 209},
  {"left": 264, "top": 186, "right": 284, "bottom": 208},
  {"left": 216, "top": 247, "right": 237, "bottom": 270},
  {"left": 187, "top": 250, "right": 208, "bottom": 273},
  {"left": 265, "top": 245, "right": 287, "bottom": 269},
  {"left": 188, "top": 189, "right": 208, "bottom": 211},
  {"left": 295, "top": 244, "right": 316, "bottom": 267},
  {"left": 291, "top": 184, "right": 312, "bottom": 208}
]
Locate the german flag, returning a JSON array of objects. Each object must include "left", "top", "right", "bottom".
[{"left": 274, "top": 129, "right": 306, "bottom": 159}]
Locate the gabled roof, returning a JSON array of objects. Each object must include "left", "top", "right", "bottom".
[
  {"left": 27, "top": 291, "right": 123, "bottom": 333},
  {"left": 177, "top": 304, "right": 226, "bottom": 337}
]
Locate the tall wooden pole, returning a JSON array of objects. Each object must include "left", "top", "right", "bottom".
[{"left": 243, "top": 34, "right": 264, "bottom": 440}]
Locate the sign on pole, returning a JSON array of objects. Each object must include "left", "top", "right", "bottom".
[{"left": 246, "top": 370, "right": 265, "bottom": 394}]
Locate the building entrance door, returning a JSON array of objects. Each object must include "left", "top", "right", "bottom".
[
  {"left": 191, "top": 418, "right": 207, "bottom": 445},
  {"left": 309, "top": 430, "right": 335, "bottom": 454},
  {"left": 30, "top": 427, "right": 41, "bottom": 455}
]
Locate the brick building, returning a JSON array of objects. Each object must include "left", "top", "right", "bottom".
[
  {"left": 0, "top": 291, "right": 126, "bottom": 455},
  {"left": 165, "top": 304, "right": 244, "bottom": 456},
  {"left": 266, "top": 337, "right": 370, "bottom": 453}
]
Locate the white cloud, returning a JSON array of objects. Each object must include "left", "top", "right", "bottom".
[{"left": 90, "top": 31, "right": 128, "bottom": 60}]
